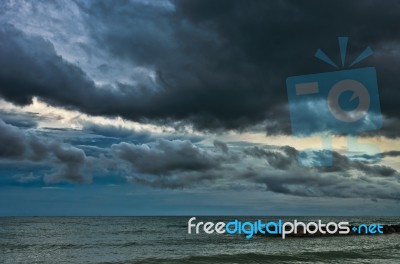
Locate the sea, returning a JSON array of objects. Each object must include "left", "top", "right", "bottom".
[{"left": 0, "top": 216, "right": 399, "bottom": 263}]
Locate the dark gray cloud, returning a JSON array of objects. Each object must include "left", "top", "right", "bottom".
[
  {"left": 0, "top": 110, "right": 40, "bottom": 128},
  {"left": 0, "top": 23, "right": 114, "bottom": 111},
  {"left": 1, "top": 114, "right": 398, "bottom": 200},
  {"left": 240, "top": 145, "right": 400, "bottom": 200},
  {"left": 46, "top": 143, "right": 88, "bottom": 184},
  {"left": 81, "top": 0, "right": 400, "bottom": 133},
  {"left": 0, "top": 119, "right": 30, "bottom": 159},
  {"left": 106, "top": 137, "right": 400, "bottom": 200},
  {"left": 112, "top": 139, "right": 221, "bottom": 174},
  {"left": 244, "top": 145, "right": 298, "bottom": 170},
  {"left": 244, "top": 145, "right": 397, "bottom": 177},
  {"left": 127, "top": 171, "right": 219, "bottom": 189},
  {"left": 241, "top": 168, "right": 400, "bottom": 201},
  {"left": 352, "top": 150, "right": 400, "bottom": 164},
  {"left": 320, "top": 151, "right": 397, "bottom": 177},
  {"left": 213, "top": 140, "right": 229, "bottom": 154},
  {"left": 0, "top": 119, "right": 89, "bottom": 183},
  {"left": 111, "top": 139, "right": 232, "bottom": 188},
  {"left": 0, "top": 1, "right": 399, "bottom": 136},
  {"left": 381, "top": 151, "right": 400, "bottom": 158}
]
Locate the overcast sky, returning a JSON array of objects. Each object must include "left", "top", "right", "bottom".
[{"left": 0, "top": 0, "right": 399, "bottom": 216}]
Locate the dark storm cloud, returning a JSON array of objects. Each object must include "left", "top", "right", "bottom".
[
  {"left": 353, "top": 150, "right": 400, "bottom": 162},
  {"left": 0, "top": 119, "right": 89, "bottom": 183},
  {"left": 112, "top": 139, "right": 221, "bottom": 174},
  {"left": 1, "top": 1, "right": 400, "bottom": 136},
  {"left": 0, "top": 110, "right": 40, "bottom": 128},
  {"left": 105, "top": 137, "right": 400, "bottom": 199},
  {"left": 244, "top": 145, "right": 297, "bottom": 170},
  {"left": 0, "top": 23, "right": 113, "bottom": 111},
  {"left": 2, "top": 114, "right": 397, "bottom": 199},
  {"left": 381, "top": 151, "right": 400, "bottom": 158},
  {"left": 320, "top": 151, "right": 397, "bottom": 177},
  {"left": 81, "top": 0, "right": 400, "bottom": 133},
  {"left": 213, "top": 140, "right": 229, "bottom": 153},
  {"left": 242, "top": 168, "right": 400, "bottom": 201},
  {"left": 46, "top": 143, "right": 88, "bottom": 183},
  {"left": 127, "top": 170, "right": 219, "bottom": 189},
  {"left": 244, "top": 145, "right": 397, "bottom": 177},
  {"left": 240, "top": 145, "right": 400, "bottom": 200},
  {"left": 110, "top": 139, "right": 233, "bottom": 188}
]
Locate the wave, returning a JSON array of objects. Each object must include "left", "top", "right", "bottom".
[{"left": 106, "top": 250, "right": 396, "bottom": 264}]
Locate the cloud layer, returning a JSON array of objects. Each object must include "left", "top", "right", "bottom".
[
  {"left": 0, "top": 1, "right": 399, "bottom": 136},
  {"left": 0, "top": 119, "right": 89, "bottom": 183},
  {"left": 0, "top": 117, "right": 399, "bottom": 202}
]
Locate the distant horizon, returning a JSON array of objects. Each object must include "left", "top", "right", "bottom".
[{"left": 2, "top": 214, "right": 400, "bottom": 217}]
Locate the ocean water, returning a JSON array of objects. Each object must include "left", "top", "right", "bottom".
[{"left": 0, "top": 216, "right": 399, "bottom": 264}]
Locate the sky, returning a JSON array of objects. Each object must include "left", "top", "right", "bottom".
[{"left": 0, "top": 0, "right": 399, "bottom": 216}]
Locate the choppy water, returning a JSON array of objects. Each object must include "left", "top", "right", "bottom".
[{"left": 0, "top": 216, "right": 399, "bottom": 263}]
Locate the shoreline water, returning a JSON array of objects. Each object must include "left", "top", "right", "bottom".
[{"left": 1, "top": 216, "right": 399, "bottom": 263}]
